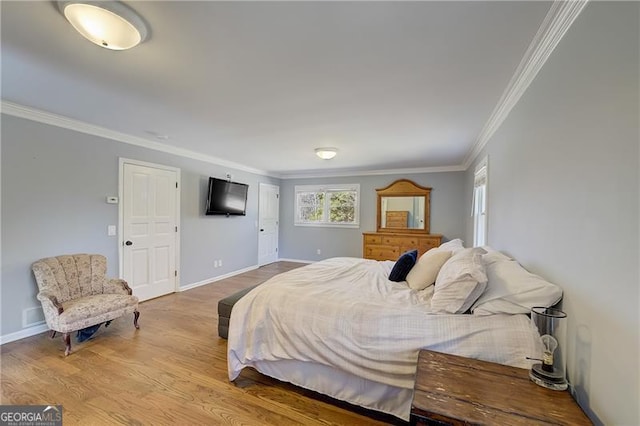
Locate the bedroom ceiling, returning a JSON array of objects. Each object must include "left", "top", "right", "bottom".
[{"left": 1, "top": 1, "right": 552, "bottom": 177}]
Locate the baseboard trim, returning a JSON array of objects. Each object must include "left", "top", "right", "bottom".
[
  {"left": 277, "top": 258, "right": 314, "bottom": 264},
  {"left": 1, "top": 261, "right": 308, "bottom": 345},
  {"left": 179, "top": 264, "right": 259, "bottom": 292},
  {"left": 0, "top": 323, "right": 49, "bottom": 345}
]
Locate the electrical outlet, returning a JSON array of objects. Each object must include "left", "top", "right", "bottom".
[{"left": 317, "top": 249, "right": 321, "bottom": 255}]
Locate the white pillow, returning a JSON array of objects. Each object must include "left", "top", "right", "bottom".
[
  {"left": 437, "top": 238, "right": 465, "bottom": 254},
  {"left": 431, "top": 247, "right": 487, "bottom": 314},
  {"left": 406, "top": 249, "right": 452, "bottom": 290},
  {"left": 471, "top": 257, "right": 563, "bottom": 315},
  {"left": 482, "top": 248, "right": 513, "bottom": 265}
]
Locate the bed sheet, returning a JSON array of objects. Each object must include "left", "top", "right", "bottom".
[{"left": 228, "top": 257, "right": 540, "bottom": 389}]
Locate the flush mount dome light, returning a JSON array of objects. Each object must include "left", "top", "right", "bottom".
[
  {"left": 58, "top": 1, "right": 148, "bottom": 50},
  {"left": 315, "top": 148, "right": 338, "bottom": 160}
]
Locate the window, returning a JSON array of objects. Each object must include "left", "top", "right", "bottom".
[
  {"left": 295, "top": 184, "right": 360, "bottom": 228},
  {"left": 472, "top": 157, "right": 488, "bottom": 247}
]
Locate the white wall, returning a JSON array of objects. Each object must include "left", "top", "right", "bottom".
[{"left": 465, "top": 3, "right": 639, "bottom": 424}]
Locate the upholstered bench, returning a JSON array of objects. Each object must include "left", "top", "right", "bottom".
[{"left": 218, "top": 284, "right": 261, "bottom": 339}]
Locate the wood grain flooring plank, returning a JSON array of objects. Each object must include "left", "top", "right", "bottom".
[{"left": 0, "top": 261, "right": 406, "bottom": 425}]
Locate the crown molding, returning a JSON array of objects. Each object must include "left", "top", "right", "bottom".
[
  {"left": 0, "top": 101, "right": 275, "bottom": 177},
  {"left": 0, "top": 100, "right": 465, "bottom": 179},
  {"left": 279, "top": 165, "right": 466, "bottom": 180},
  {"left": 1, "top": 1, "right": 587, "bottom": 178},
  {"left": 462, "top": 0, "right": 589, "bottom": 170}
]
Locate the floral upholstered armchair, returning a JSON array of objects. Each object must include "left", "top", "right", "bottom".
[{"left": 32, "top": 254, "right": 140, "bottom": 356}]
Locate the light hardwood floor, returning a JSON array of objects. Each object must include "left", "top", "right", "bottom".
[{"left": 1, "top": 262, "right": 405, "bottom": 425}]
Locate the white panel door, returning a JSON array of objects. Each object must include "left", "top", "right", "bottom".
[
  {"left": 123, "top": 162, "right": 178, "bottom": 301},
  {"left": 258, "top": 183, "right": 279, "bottom": 266}
]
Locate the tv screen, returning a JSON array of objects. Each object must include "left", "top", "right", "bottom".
[{"left": 206, "top": 177, "right": 248, "bottom": 216}]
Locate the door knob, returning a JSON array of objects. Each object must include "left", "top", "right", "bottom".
[
  {"left": 260, "top": 229, "right": 264, "bottom": 232},
  {"left": 125, "top": 240, "right": 133, "bottom": 246}
]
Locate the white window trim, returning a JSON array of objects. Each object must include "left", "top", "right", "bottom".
[
  {"left": 294, "top": 183, "right": 360, "bottom": 228},
  {"left": 472, "top": 156, "right": 488, "bottom": 247}
]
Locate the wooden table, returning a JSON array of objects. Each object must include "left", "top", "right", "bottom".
[{"left": 410, "top": 350, "right": 592, "bottom": 425}]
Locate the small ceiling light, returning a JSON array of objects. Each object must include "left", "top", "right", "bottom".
[
  {"left": 58, "top": 1, "right": 148, "bottom": 50},
  {"left": 315, "top": 148, "right": 338, "bottom": 160}
]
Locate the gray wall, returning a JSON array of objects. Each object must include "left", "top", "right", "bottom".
[
  {"left": 2, "top": 4, "right": 637, "bottom": 424},
  {"left": 1, "top": 115, "right": 279, "bottom": 336},
  {"left": 279, "top": 172, "right": 466, "bottom": 261},
  {"left": 0, "top": 114, "right": 466, "bottom": 338},
  {"left": 464, "top": 3, "right": 638, "bottom": 424}
]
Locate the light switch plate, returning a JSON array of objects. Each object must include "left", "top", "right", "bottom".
[{"left": 107, "top": 225, "right": 117, "bottom": 236}]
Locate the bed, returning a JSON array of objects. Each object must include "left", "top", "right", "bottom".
[{"left": 227, "top": 251, "right": 561, "bottom": 421}]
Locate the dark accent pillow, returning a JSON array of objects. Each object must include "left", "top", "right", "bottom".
[{"left": 388, "top": 249, "right": 418, "bottom": 282}]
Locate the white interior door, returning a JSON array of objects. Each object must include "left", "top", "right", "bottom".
[
  {"left": 121, "top": 160, "right": 180, "bottom": 301},
  {"left": 258, "top": 183, "right": 279, "bottom": 266}
]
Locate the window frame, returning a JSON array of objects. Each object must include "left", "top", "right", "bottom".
[
  {"left": 294, "top": 183, "right": 360, "bottom": 228},
  {"left": 472, "top": 156, "right": 488, "bottom": 247}
]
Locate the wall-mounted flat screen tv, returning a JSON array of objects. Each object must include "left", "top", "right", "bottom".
[{"left": 205, "top": 177, "right": 248, "bottom": 216}]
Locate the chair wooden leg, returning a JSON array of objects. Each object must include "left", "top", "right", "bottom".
[
  {"left": 133, "top": 310, "right": 140, "bottom": 329},
  {"left": 50, "top": 330, "right": 57, "bottom": 339},
  {"left": 63, "top": 333, "right": 71, "bottom": 356}
]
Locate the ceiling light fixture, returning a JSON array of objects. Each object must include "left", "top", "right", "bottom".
[
  {"left": 315, "top": 148, "right": 338, "bottom": 160},
  {"left": 57, "top": 1, "right": 148, "bottom": 50}
]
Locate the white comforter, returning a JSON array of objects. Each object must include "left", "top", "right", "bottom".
[{"left": 228, "top": 257, "right": 540, "bottom": 390}]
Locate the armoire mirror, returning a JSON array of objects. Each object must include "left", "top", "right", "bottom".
[{"left": 376, "top": 179, "right": 431, "bottom": 234}]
